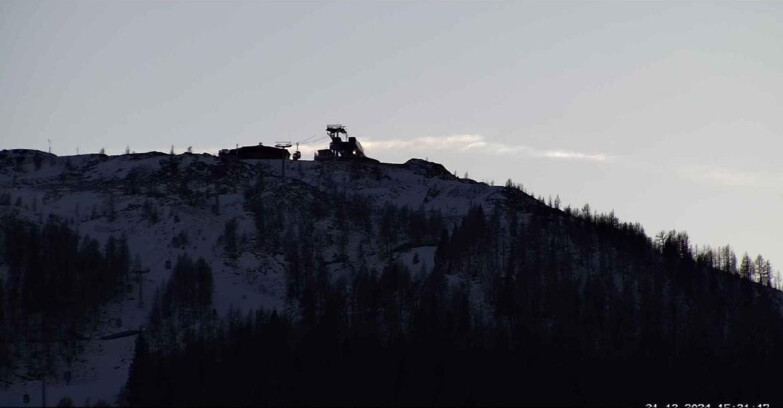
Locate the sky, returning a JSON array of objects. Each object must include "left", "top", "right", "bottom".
[{"left": 1, "top": 1, "right": 782, "bottom": 274}]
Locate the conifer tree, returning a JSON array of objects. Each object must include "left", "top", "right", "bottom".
[{"left": 739, "top": 253, "right": 752, "bottom": 280}]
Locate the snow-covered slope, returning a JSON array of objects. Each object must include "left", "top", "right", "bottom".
[{"left": 0, "top": 149, "right": 543, "bottom": 406}]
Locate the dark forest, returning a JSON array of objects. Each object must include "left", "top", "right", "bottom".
[{"left": 118, "top": 181, "right": 783, "bottom": 406}]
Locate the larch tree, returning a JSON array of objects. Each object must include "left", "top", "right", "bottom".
[{"left": 739, "top": 253, "right": 753, "bottom": 280}]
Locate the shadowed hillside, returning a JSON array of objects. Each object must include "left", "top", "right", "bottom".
[{"left": 0, "top": 149, "right": 781, "bottom": 406}]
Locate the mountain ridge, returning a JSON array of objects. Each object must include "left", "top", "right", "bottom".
[{"left": 1, "top": 148, "right": 782, "bottom": 406}]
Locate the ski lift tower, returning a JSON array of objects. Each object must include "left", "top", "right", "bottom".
[
  {"left": 327, "top": 124, "right": 347, "bottom": 157},
  {"left": 275, "top": 141, "right": 292, "bottom": 177}
]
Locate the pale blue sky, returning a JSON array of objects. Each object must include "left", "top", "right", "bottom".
[{"left": 2, "top": 1, "right": 782, "bottom": 273}]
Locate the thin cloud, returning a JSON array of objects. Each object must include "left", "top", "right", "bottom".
[
  {"left": 363, "top": 135, "right": 487, "bottom": 152},
  {"left": 538, "top": 150, "right": 610, "bottom": 161},
  {"left": 362, "top": 134, "right": 612, "bottom": 162},
  {"left": 680, "top": 165, "right": 783, "bottom": 189}
]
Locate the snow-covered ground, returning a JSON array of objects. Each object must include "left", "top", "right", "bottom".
[{"left": 0, "top": 149, "right": 524, "bottom": 406}]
